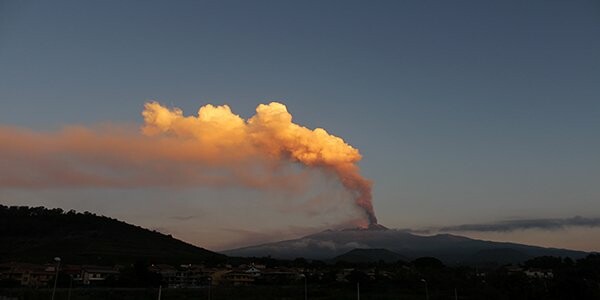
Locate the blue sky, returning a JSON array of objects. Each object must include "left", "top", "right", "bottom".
[{"left": 1, "top": 0, "right": 599, "bottom": 250}]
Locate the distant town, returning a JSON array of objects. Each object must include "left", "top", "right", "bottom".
[{"left": 1, "top": 254, "right": 600, "bottom": 300}]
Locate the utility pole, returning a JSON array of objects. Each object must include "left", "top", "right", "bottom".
[
  {"left": 304, "top": 274, "right": 307, "bottom": 300},
  {"left": 421, "top": 279, "right": 429, "bottom": 300},
  {"left": 208, "top": 277, "right": 212, "bottom": 300},
  {"left": 51, "top": 257, "right": 61, "bottom": 300},
  {"left": 157, "top": 285, "right": 162, "bottom": 300},
  {"left": 299, "top": 274, "right": 307, "bottom": 300},
  {"left": 67, "top": 275, "right": 73, "bottom": 300}
]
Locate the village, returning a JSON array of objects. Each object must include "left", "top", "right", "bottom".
[
  {"left": 0, "top": 259, "right": 556, "bottom": 289},
  {"left": 1, "top": 261, "right": 358, "bottom": 288}
]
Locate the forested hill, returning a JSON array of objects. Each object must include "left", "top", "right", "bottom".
[{"left": 0, "top": 205, "right": 225, "bottom": 265}]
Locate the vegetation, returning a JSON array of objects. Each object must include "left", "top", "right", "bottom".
[{"left": 0, "top": 205, "right": 225, "bottom": 265}]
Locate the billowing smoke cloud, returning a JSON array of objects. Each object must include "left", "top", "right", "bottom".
[
  {"left": 438, "top": 216, "right": 600, "bottom": 233},
  {"left": 142, "top": 102, "right": 376, "bottom": 224},
  {"left": 0, "top": 102, "right": 377, "bottom": 224}
]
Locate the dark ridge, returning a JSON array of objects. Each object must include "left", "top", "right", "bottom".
[
  {"left": 368, "top": 223, "right": 389, "bottom": 231},
  {"left": 0, "top": 205, "right": 225, "bottom": 265}
]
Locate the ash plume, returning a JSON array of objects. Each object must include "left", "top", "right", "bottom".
[
  {"left": 143, "top": 102, "right": 377, "bottom": 224},
  {"left": 0, "top": 101, "right": 377, "bottom": 224}
]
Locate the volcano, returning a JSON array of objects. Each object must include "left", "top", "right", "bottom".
[{"left": 222, "top": 225, "right": 587, "bottom": 264}]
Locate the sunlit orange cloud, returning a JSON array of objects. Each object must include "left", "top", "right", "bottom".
[{"left": 0, "top": 102, "right": 377, "bottom": 224}]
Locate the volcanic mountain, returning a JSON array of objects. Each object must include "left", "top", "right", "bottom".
[
  {"left": 332, "top": 248, "right": 408, "bottom": 264},
  {"left": 223, "top": 224, "right": 587, "bottom": 264}
]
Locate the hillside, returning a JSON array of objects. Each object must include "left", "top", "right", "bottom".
[
  {"left": 332, "top": 248, "right": 408, "bottom": 264},
  {"left": 224, "top": 226, "right": 587, "bottom": 264},
  {"left": 0, "top": 205, "right": 225, "bottom": 265}
]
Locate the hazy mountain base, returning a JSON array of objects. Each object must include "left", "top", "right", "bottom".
[
  {"left": 224, "top": 227, "right": 587, "bottom": 264},
  {"left": 331, "top": 248, "right": 409, "bottom": 264}
]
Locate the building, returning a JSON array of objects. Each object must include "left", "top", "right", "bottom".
[
  {"left": 149, "top": 264, "right": 213, "bottom": 288},
  {"left": 78, "top": 265, "right": 120, "bottom": 285},
  {"left": 0, "top": 263, "right": 55, "bottom": 287},
  {"left": 221, "top": 270, "right": 255, "bottom": 286},
  {"left": 260, "top": 268, "right": 300, "bottom": 284},
  {"left": 524, "top": 268, "right": 554, "bottom": 279}
]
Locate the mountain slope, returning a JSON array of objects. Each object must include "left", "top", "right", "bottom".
[
  {"left": 332, "top": 248, "right": 408, "bottom": 264},
  {"left": 0, "top": 205, "right": 225, "bottom": 265},
  {"left": 223, "top": 226, "right": 587, "bottom": 264}
]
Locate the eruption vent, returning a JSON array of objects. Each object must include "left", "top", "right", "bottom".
[{"left": 142, "top": 102, "right": 377, "bottom": 224}]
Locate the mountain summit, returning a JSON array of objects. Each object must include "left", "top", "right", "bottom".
[{"left": 341, "top": 223, "right": 389, "bottom": 232}]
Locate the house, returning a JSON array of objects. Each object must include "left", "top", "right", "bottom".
[
  {"left": 78, "top": 265, "right": 120, "bottom": 285},
  {"left": 524, "top": 268, "right": 553, "bottom": 279},
  {"left": 149, "top": 264, "right": 179, "bottom": 287},
  {"left": 260, "top": 268, "right": 300, "bottom": 284},
  {"left": 221, "top": 270, "right": 255, "bottom": 286},
  {"left": 336, "top": 268, "right": 355, "bottom": 282},
  {"left": 176, "top": 265, "right": 213, "bottom": 288},
  {"left": 149, "top": 264, "right": 213, "bottom": 288},
  {"left": 0, "top": 263, "right": 55, "bottom": 287},
  {"left": 243, "top": 264, "right": 262, "bottom": 278}
]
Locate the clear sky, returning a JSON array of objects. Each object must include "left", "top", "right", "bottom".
[{"left": 1, "top": 0, "right": 599, "bottom": 251}]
